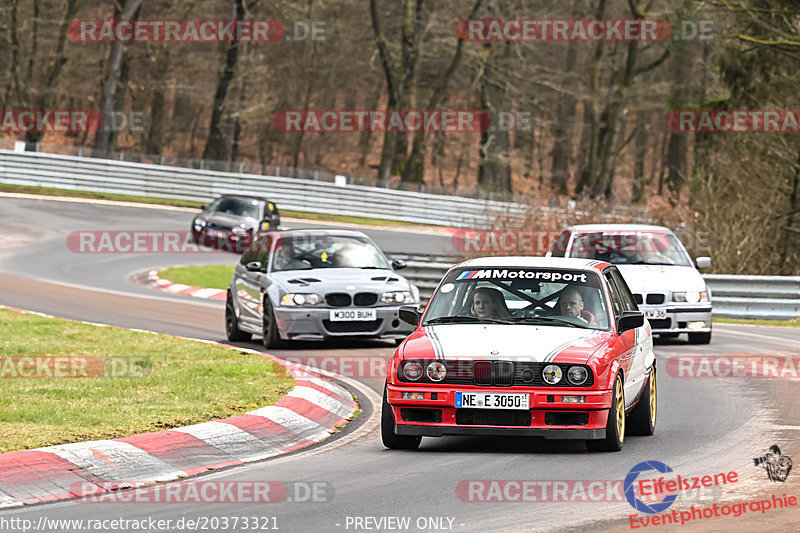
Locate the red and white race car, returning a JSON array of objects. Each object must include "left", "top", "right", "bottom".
[{"left": 383, "top": 257, "right": 657, "bottom": 452}]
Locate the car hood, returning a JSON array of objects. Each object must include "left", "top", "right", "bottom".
[
  {"left": 201, "top": 212, "right": 258, "bottom": 229},
  {"left": 617, "top": 264, "right": 706, "bottom": 293},
  {"left": 402, "top": 324, "right": 612, "bottom": 364},
  {"left": 270, "top": 268, "right": 411, "bottom": 292}
]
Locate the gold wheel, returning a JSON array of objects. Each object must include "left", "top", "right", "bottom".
[
  {"left": 615, "top": 377, "right": 625, "bottom": 442},
  {"left": 649, "top": 368, "right": 657, "bottom": 426}
]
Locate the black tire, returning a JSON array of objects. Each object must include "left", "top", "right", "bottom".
[
  {"left": 262, "top": 298, "right": 284, "bottom": 349},
  {"left": 381, "top": 386, "right": 421, "bottom": 450},
  {"left": 688, "top": 331, "right": 712, "bottom": 344},
  {"left": 225, "top": 292, "right": 252, "bottom": 342},
  {"left": 587, "top": 372, "right": 625, "bottom": 452},
  {"left": 628, "top": 365, "right": 656, "bottom": 436}
]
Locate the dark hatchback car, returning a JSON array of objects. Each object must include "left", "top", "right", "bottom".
[{"left": 191, "top": 194, "right": 281, "bottom": 253}]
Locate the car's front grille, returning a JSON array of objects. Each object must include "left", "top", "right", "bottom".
[
  {"left": 398, "top": 360, "right": 594, "bottom": 387},
  {"left": 646, "top": 293, "right": 666, "bottom": 304},
  {"left": 648, "top": 318, "right": 671, "bottom": 329},
  {"left": 353, "top": 292, "right": 378, "bottom": 306},
  {"left": 456, "top": 409, "right": 531, "bottom": 426},
  {"left": 322, "top": 319, "right": 382, "bottom": 333},
  {"left": 325, "top": 293, "right": 352, "bottom": 307}
]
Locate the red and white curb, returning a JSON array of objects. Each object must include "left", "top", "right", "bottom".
[
  {"left": 0, "top": 306, "right": 358, "bottom": 508},
  {"left": 138, "top": 269, "right": 227, "bottom": 300}
]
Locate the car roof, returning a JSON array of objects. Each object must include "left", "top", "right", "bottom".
[
  {"left": 567, "top": 223, "right": 671, "bottom": 232},
  {"left": 456, "top": 256, "right": 610, "bottom": 272},
  {"left": 273, "top": 228, "right": 370, "bottom": 238},
  {"left": 219, "top": 194, "right": 267, "bottom": 203}
]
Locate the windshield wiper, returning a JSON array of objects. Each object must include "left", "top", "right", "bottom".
[
  {"left": 424, "top": 315, "right": 512, "bottom": 325},
  {"left": 511, "top": 316, "right": 587, "bottom": 328}
]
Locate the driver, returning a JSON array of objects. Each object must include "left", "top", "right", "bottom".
[
  {"left": 471, "top": 287, "right": 511, "bottom": 319},
  {"left": 273, "top": 242, "right": 310, "bottom": 270},
  {"left": 557, "top": 287, "right": 595, "bottom": 325}
]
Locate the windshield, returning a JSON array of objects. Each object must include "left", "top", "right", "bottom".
[
  {"left": 272, "top": 235, "right": 390, "bottom": 271},
  {"left": 568, "top": 232, "right": 693, "bottom": 267},
  {"left": 423, "top": 267, "right": 610, "bottom": 330},
  {"left": 209, "top": 197, "right": 261, "bottom": 219}
]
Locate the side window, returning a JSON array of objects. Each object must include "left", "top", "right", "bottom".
[
  {"left": 241, "top": 234, "right": 272, "bottom": 266},
  {"left": 549, "top": 230, "right": 571, "bottom": 257},
  {"left": 603, "top": 272, "right": 624, "bottom": 318},
  {"left": 610, "top": 269, "right": 638, "bottom": 312}
]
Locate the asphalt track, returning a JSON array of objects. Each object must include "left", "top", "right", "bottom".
[{"left": 0, "top": 196, "right": 798, "bottom": 533}]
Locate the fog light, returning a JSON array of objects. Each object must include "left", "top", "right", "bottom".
[
  {"left": 561, "top": 395, "right": 585, "bottom": 403},
  {"left": 688, "top": 321, "right": 706, "bottom": 330},
  {"left": 402, "top": 392, "right": 425, "bottom": 400}
]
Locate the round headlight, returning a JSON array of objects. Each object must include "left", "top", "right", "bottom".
[
  {"left": 426, "top": 361, "right": 447, "bottom": 382},
  {"left": 684, "top": 291, "right": 700, "bottom": 303},
  {"left": 402, "top": 361, "right": 423, "bottom": 381},
  {"left": 293, "top": 294, "right": 306, "bottom": 305},
  {"left": 567, "top": 366, "right": 588, "bottom": 385},
  {"left": 542, "top": 364, "right": 563, "bottom": 385}
]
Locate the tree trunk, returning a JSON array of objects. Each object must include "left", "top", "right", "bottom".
[
  {"left": 92, "top": 0, "right": 143, "bottom": 157},
  {"left": 24, "top": 0, "right": 82, "bottom": 149},
  {"left": 476, "top": 42, "right": 512, "bottom": 195},
  {"left": 202, "top": 0, "right": 245, "bottom": 162},
  {"left": 632, "top": 110, "right": 648, "bottom": 203},
  {"left": 402, "top": 0, "right": 483, "bottom": 184}
]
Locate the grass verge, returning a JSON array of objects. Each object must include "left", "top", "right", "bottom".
[
  {"left": 712, "top": 317, "right": 800, "bottom": 328},
  {"left": 0, "top": 308, "right": 295, "bottom": 452},
  {"left": 0, "top": 183, "right": 436, "bottom": 228},
  {"left": 159, "top": 264, "right": 236, "bottom": 291}
]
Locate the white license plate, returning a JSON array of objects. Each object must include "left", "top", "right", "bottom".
[
  {"left": 329, "top": 309, "right": 377, "bottom": 321},
  {"left": 644, "top": 308, "right": 668, "bottom": 319},
  {"left": 455, "top": 392, "right": 529, "bottom": 410}
]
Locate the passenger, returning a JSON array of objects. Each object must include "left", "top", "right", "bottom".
[{"left": 470, "top": 287, "right": 512, "bottom": 319}]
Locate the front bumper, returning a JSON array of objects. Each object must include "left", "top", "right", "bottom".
[
  {"left": 641, "top": 304, "right": 712, "bottom": 334},
  {"left": 191, "top": 229, "right": 252, "bottom": 253},
  {"left": 386, "top": 383, "right": 611, "bottom": 439},
  {"left": 273, "top": 306, "right": 415, "bottom": 340}
]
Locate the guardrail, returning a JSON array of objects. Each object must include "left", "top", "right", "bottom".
[
  {"left": 0, "top": 149, "right": 529, "bottom": 228},
  {"left": 704, "top": 275, "right": 800, "bottom": 320},
  {"left": 0, "top": 148, "right": 650, "bottom": 229},
  {"left": 390, "top": 256, "right": 800, "bottom": 320}
]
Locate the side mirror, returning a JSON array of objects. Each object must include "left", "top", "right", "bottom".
[
  {"left": 618, "top": 311, "right": 644, "bottom": 333},
  {"left": 200, "top": 204, "right": 207, "bottom": 211},
  {"left": 391, "top": 259, "right": 407, "bottom": 270},
  {"left": 695, "top": 257, "right": 712, "bottom": 270},
  {"left": 245, "top": 261, "right": 263, "bottom": 272},
  {"left": 399, "top": 306, "right": 420, "bottom": 326}
]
